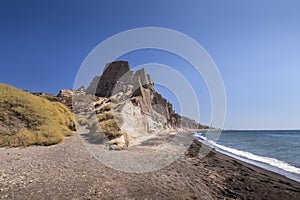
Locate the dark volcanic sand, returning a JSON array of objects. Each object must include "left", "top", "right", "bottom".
[{"left": 0, "top": 133, "right": 299, "bottom": 200}]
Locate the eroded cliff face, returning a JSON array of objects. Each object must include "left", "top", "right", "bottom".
[
  {"left": 85, "top": 61, "right": 208, "bottom": 146},
  {"left": 34, "top": 61, "right": 208, "bottom": 148}
]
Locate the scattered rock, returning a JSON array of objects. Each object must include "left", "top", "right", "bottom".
[
  {"left": 106, "top": 135, "right": 127, "bottom": 149},
  {"left": 57, "top": 89, "right": 73, "bottom": 98}
]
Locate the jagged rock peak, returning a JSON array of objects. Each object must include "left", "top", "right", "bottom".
[
  {"left": 102, "top": 61, "right": 130, "bottom": 76},
  {"left": 85, "top": 61, "right": 209, "bottom": 131},
  {"left": 87, "top": 61, "right": 155, "bottom": 98},
  {"left": 94, "top": 61, "right": 131, "bottom": 97},
  {"left": 74, "top": 60, "right": 210, "bottom": 149}
]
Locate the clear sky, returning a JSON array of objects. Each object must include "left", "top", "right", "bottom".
[{"left": 1, "top": 0, "right": 300, "bottom": 130}]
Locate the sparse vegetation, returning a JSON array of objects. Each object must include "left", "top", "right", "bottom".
[
  {"left": 97, "top": 111, "right": 114, "bottom": 122},
  {"left": 98, "top": 119, "right": 122, "bottom": 139},
  {"left": 0, "top": 83, "right": 76, "bottom": 147},
  {"left": 84, "top": 98, "right": 128, "bottom": 146}
]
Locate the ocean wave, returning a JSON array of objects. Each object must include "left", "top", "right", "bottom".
[
  {"left": 195, "top": 133, "right": 300, "bottom": 175},
  {"left": 267, "top": 134, "right": 300, "bottom": 138}
]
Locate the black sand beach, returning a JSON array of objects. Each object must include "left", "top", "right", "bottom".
[{"left": 0, "top": 132, "right": 299, "bottom": 200}]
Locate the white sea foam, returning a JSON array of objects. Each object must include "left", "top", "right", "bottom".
[{"left": 195, "top": 133, "right": 300, "bottom": 175}]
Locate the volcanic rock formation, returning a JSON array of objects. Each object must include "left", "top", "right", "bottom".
[{"left": 86, "top": 61, "right": 208, "bottom": 133}]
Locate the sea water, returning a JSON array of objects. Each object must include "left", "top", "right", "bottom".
[{"left": 195, "top": 130, "right": 300, "bottom": 182}]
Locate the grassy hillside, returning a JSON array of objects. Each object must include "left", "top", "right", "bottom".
[{"left": 0, "top": 83, "right": 76, "bottom": 147}]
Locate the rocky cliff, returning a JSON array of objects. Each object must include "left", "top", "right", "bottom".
[{"left": 84, "top": 61, "right": 208, "bottom": 148}]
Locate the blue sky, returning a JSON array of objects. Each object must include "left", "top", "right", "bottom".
[{"left": 1, "top": 0, "right": 300, "bottom": 129}]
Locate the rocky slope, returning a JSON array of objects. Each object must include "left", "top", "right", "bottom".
[
  {"left": 32, "top": 88, "right": 75, "bottom": 109},
  {"left": 31, "top": 61, "right": 209, "bottom": 148},
  {"left": 82, "top": 61, "right": 209, "bottom": 148},
  {"left": 88, "top": 61, "right": 208, "bottom": 129}
]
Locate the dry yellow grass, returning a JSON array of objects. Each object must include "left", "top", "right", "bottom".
[
  {"left": 0, "top": 83, "right": 76, "bottom": 147},
  {"left": 85, "top": 100, "right": 127, "bottom": 145},
  {"left": 97, "top": 111, "right": 114, "bottom": 122},
  {"left": 98, "top": 119, "right": 122, "bottom": 139}
]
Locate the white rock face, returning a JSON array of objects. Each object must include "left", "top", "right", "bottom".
[{"left": 120, "top": 100, "right": 167, "bottom": 138}]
